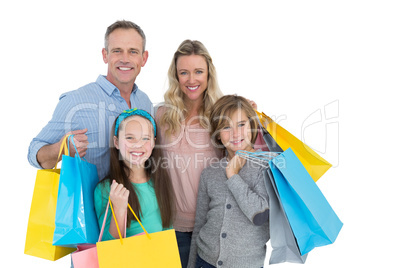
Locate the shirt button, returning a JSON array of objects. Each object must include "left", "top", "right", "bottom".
[
  {"left": 218, "top": 260, "right": 223, "bottom": 266},
  {"left": 222, "top": 233, "right": 227, "bottom": 238},
  {"left": 226, "top": 204, "right": 231, "bottom": 209}
]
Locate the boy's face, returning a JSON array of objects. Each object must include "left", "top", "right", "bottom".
[{"left": 219, "top": 109, "right": 254, "bottom": 159}]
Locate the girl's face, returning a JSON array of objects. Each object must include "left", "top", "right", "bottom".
[
  {"left": 114, "top": 116, "right": 155, "bottom": 167},
  {"left": 176, "top": 54, "right": 208, "bottom": 106},
  {"left": 219, "top": 109, "right": 254, "bottom": 159}
]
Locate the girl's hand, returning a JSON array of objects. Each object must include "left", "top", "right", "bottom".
[
  {"left": 110, "top": 180, "right": 129, "bottom": 213},
  {"left": 109, "top": 180, "right": 129, "bottom": 239},
  {"left": 226, "top": 155, "right": 246, "bottom": 179}
]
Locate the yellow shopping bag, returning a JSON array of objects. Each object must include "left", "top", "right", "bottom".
[
  {"left": 96, "top": 198, "right": 181, "bottom": 268},
  {"left": 255, "top": 111, "right": 332, "bottom": 182},
  {"left": 24, "top": 136, "right": 76, "bottom": 261}
]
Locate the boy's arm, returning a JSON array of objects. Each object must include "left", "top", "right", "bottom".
[{"left": 227, "top": 170, "right": 269, "bottom": 226}]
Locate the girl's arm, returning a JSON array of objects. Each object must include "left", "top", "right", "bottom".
[
  {"left": 94, "top": 180, "right": 129, "bottom": 241},
  {"left": 108, "top": 180, "right": 129, "bottom": 239},
  {"left": 188, "top": 172, "right": 210, "bottom": 268}
]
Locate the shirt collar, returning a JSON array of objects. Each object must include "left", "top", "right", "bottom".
[{"left": 96, "top": 75, "right": 138, "bottom": 96}]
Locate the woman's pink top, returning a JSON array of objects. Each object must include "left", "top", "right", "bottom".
[{"left": 156, "top": 106, "right": 222, "bottom": 232}]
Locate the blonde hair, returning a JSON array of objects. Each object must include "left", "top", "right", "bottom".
[
  {"left": 209, "top": 95, "right": 260, "bottom": 153},
  {"left": 161, "top": 40, "right": 223, "bottom": 136}
]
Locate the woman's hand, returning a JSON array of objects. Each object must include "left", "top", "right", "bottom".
[
  {"left": 246, "top": 99, "right": 258, "bottom": 110},
  {"left": 226, "top": 155, "right": 246, "bottom": 179}
]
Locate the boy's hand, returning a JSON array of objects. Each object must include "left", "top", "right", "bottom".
[{"left": 226, "top": 155, "right": 246, "bottom": 179}]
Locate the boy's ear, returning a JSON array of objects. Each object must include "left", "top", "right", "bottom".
[{"left": 113, "top": 136, "right": 119, "bottom": 149}]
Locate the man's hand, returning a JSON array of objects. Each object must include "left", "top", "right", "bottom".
[
  {"left": 67, "top": 129, "right": 88, "bottom": 158},
  {"left": 37, "top": 128, "right": 88, "bottom": 169}
]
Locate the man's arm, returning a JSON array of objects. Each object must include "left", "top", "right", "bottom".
[{"left": 36, "top": 129, "right": 89, "bottom": 169}]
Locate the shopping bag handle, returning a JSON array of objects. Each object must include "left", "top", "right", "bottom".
[
  {"left": 109, "top": 197, "right": 151, "bottom": 245},
  {"left": 236, "top": 150, "right": 281, "bottom": 168},
  {"left": 55, "top": 134, "right": 70, "bottom": 169},
  {"left": 67, "top": 135, "right": 90, "bottom": 163},
  {"left": 67, "top": 135, "right": 78, "bottom": 157},
  {"left": 97, "top": 200, "right": 127, "bottom": 242},
  {"left": 254, "top": 110, "right": 274, "bottom": 124}
]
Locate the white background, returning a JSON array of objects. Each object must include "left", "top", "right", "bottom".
[{"left": 1, "top": 0, "right": 401, "bottom": 267}]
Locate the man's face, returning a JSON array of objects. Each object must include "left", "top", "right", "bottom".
[{"left": 102, "top": 28, "right": 148, "bottom": 90}]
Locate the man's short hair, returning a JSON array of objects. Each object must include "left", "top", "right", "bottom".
[{"left": 104, "top": 20, "right": 146, "bottom": 52}]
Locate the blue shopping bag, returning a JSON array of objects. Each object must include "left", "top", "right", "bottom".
[
  {"left": 53, "top": 135, "right": 100, "bottom": 247},
  {"left": 269, "top": 148, "right": 343, "bottom": 255},
  {"left": 263, "top": 169, "right": 308, "bottom": 264}
]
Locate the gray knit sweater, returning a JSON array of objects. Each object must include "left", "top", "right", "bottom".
[{"left": 188, "top": 158, "right": 270, "bottom": 268}]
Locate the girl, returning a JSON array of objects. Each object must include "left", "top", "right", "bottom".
[
  {"left": 188, "top": 95, "right": 270, "bottom": 268},
  {"left": 94, "top": 108, "right": 175, "bottom": 240}
]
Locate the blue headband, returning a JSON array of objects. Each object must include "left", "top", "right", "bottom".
[{"left": 114, "top": 108, "right": 157, "bottom": 137}]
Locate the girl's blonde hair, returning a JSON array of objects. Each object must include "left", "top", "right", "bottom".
[{"left": 161, "top": 40, "right": 223, "bottom": 136}]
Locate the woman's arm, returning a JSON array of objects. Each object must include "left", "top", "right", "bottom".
[{"left": 188, "top": 172, "right": 210, "bottom": 268}]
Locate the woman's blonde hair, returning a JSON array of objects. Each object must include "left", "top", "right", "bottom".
[{"left": 161, "top": 40, "right": 223, "bottom": 136}]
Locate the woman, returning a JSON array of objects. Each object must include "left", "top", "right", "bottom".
[
  {"left": 155, "top": 40, "right": 223, "bottom": 267},
  {"left": 156, "top": 40, "right": 256, "bottom": 267}
]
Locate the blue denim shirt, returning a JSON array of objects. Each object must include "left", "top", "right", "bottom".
[{"left": 27, "top": 75, "right": 153, "bottom": 180}]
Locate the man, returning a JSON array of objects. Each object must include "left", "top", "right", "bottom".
[{"left": 28, "top": 20, "right": 152, "bottom": 180}]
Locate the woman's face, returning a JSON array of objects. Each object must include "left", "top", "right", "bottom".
[{"left": 176, "top": 54, "right": 208, "bottom": 106}]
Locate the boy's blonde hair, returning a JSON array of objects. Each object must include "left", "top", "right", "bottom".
[{"left": 209, "top": 95, "right": 259, "bottom": 152}]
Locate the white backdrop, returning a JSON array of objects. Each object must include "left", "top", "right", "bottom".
[{"left": 1, "top": 0, "right": 401, "bottom": 267}]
